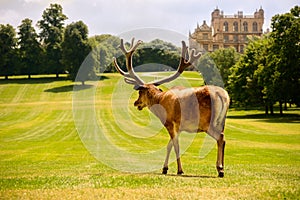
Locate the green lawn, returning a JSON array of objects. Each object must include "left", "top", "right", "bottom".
[{"left": 0, "top": 72, "right": 299, "bottom": 199}]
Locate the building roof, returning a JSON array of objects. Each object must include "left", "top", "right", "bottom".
[{"left": 199, "top": 20, "right": 210, "bottom": 31}]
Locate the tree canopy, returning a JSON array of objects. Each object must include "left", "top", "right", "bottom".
[
  {"left": 37, "top": 3, "right": 68, "bottom": 77},
  {"left": 197, "top": 47, "right": 239, "bottom": 87},
  {"left": 62, "top": 21, "right": 93, "bottom": 85},
  {"left": 0, "top": 24, "right": 17, "bottom": 79},
  {"left": 270, "top": 6, "right": 300, "bottom": 108},
  {"left": 18, "top": 18, "right": 43, "bottom": 78}
]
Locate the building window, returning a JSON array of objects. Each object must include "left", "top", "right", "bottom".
[
  {"left": 240, "top": 45, "right": 244, "bottom": 53},
  {"left": 213, "top": 45, "right": 219, "bottom": 51},
  {"left": 203, "top": 44, "right": 209, "bottom": 51},
  {"left": 223, "top": 22, "right": 228, "bottom": 32},
  {"left": 203, "top": 33, "right": 208, "bottom": 40},
  {"left": 253, "top": 22, "right": 258, "bottom": 32},
  {"left": 224, "top": 35, "right": 229, "bottom": 42},
  {"left": 233, "top": 35, "right": 238, "bottom": 42},
  {"left": 243, "top": 22, "right": 248, "bottom": 32},
  {"left": 234, "top": 45, "right": 239, "bottom": 52},
  {"left": 233, "top": 21, "right": 238, "bottom": 32}
]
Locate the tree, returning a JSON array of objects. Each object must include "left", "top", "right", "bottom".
[
  {"left": 89, "top": 34, "right": 121, "bottom": 73},
  {"left": 270, "top": 5, "right": 300, "bottom": 110},
  {"left": 0, "top": 24, "right": 17, "bottom": 79},
  {"left": 228, "top": 37, "right": 267, "bottom": 109},
  {"left": 17, "top": 18, "right": 43, "bottom": 78},
  {"left": 62, "top": 21, "right": 93, "bottom": 85},
  {"left": 86, "top": 37, "right": 181, "bottom": 73},
  {"left": 134, "top": 39, "right": 181, "bottom": 72},
  {"left": 37, "top": 3, "right": 67, "bottom": 77},
  {"left": 253, "top": 36, "right": 275, "bottom": 114},
  {"left": 228, "top": 6, "right": 300, "bottom": 114},
  {"left": 209, "top": 47, "right": 240, "bottom": 89},
  {"left": 197, "top": 53, "right": 224, "bottom": 87}
]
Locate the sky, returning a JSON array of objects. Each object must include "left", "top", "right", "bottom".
[{"left": 0, "top": 0, "right": 299, "bottom": 40}]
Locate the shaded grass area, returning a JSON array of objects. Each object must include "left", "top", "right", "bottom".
[
  {"left": 228, "top": 110, "right": 300, "bottom": 123},
  {"left": 0, "top": 72, "right": 299, "bottom": 199}
]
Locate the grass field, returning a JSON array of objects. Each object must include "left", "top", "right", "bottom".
[{"left": 1, "top": 72, "right": 300, "bottom": 199}]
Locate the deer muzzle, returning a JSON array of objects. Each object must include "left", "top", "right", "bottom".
[{"left": 134, "top": 100, "right": 144, "bottom": 110}]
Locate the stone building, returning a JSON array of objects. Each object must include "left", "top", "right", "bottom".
[{"left": 189, "top": 7, "right": 264, "bottom": 53}]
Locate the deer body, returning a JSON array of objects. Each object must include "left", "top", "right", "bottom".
[
  {"left": 113, "top": 38, "right": 229, "bottom": 177},
  {"left": 136, "top": 85, "right": 213, "bottom": 133}
]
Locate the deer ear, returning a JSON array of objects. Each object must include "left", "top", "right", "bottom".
[{"left": 133, "top": 85, "right": 146, "bottom": 90}]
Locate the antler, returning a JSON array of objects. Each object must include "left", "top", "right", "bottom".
[
  {"left": 113, "top": 38, "right": 145, "bottom": 87},
  {"left": 150, "top": 41, "right": 201, "bottom": 86},
  {"left": 113, "top": 38, "right": 201, "bottom": 88}
]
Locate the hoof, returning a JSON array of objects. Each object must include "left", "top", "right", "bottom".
[
  {"left": 217, "top": 166, "right": 224, "bottom": 178},
  {"left": 162, "top": 167, "right": 168, "bottom": 174},
  {"left": 218, "top": 171, "right": 224, "bottom": 178},
  {"left": 177, "top": 170, "right": 184, "bottom": 175}
]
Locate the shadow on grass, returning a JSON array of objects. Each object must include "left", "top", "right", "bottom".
[
  {"left": 153, "top": 173, "right": 216, "bottom": 178},
  {"left": 0, "top": 77, "right": 67, "bottom": 84},
  {"left": 44, "top": 84, "right": 95, "bottom": 93},
  {"left": 0, "top": 75, "right": 109, "bottom": 85},
  {"left": 43, "top": 75, "right": 109, "bottom": 93},
  {"left": 227, "top": 113, "right": 300, "bottom": 123}
]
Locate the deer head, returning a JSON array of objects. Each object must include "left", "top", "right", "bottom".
[{"left": 113, "top": 38, "right": 201, "bottom": 110}]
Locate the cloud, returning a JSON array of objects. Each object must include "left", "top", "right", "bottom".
[
  {"left": 0, "top": 9, "right": 22, "bottom": 27},
  {"left": 24, "top": 0, "right": 43, "bottom": 3},
  {"left": 0, "top": 0, "right": 299, "bottom": 36}
]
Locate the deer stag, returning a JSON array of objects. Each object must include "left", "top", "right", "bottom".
[{"left": 113, "top": 38, "right": 230, "bottom": 177}]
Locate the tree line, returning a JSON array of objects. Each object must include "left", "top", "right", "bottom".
[
  {"left": 0, "top": 4, "right": 299, "bottom": 113},
  {"left": 0, "top": 3, "right": 181, "bottom": 83}
]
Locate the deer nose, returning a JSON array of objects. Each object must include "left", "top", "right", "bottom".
[
  {"left": 134, "top": 100, "right": 139, "bottom": 106},
  {"left": 134, "top": 100, "right": 143, "bottom": 110}
]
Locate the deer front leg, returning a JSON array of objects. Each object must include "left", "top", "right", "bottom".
[
  {"left": 162, "top": 139, "right": 173, "bottom": 174},
  {"left": 216, "top": 133, "right": 225, "bottom": 177},
  {"left": 163, "top": 122, "right": 183, "bottom": 175}
]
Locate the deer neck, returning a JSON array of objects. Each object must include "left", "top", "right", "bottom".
[
  {"left": 146, "top": 88, "right": 163, "bottom": 107},
  {"left": 146, "top": 89, "right": 166, "bottom": 122}
]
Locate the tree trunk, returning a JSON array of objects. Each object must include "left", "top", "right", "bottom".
[
  {"left": 5, "top": 75, "right": 8, "bottom": 80},
  {"left": 265, "top": 105, "right": 269, "bottom": 115},
  {"left": 56, "top": 73, "right": 59, "bottom": 78},
  {"left": 270, "top": 104, "right": 274, "bottom": 115},
  {"left": 279, "top": 101, "right": 283, "bottom": 116},
  {"left": 284, "top": 100, "right": 288, "bottom": 111}
]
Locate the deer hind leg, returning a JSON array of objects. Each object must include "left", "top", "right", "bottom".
[
  {"left": 216, "top": 132, "right": 225, "bottom": 178},
  {"left": 162, "top": 139, "right": 173, "bottom": 174},
  {"left": 207, "top": 128, "right": 226, "bottom": 178}
]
